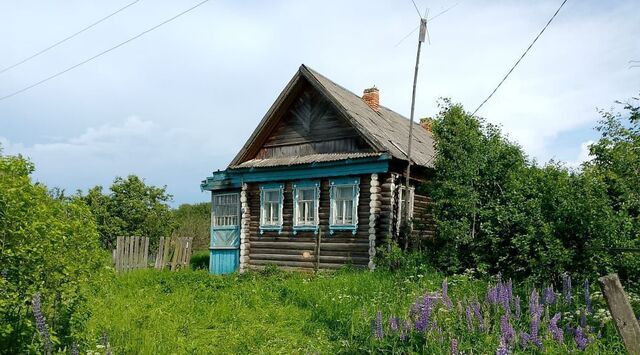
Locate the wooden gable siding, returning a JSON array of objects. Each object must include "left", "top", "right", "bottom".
[
  {"left": 245, "top": 175, "right": 377, "bottom": 270},
  {"left": 255, "top": 87, "right": 372, "bottom": 160}
]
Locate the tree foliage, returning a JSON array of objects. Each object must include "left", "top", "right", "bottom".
[
  {"left": 424, "top": 97, "right": 638, "bottom": 283},
  {"left": 0, "top": 151, "right": 106, "bottom": 352},
  {"left": 173, "top": 202, "right": 211, "bottom": 251},
  {"left": 78, "top": 175, "right": 175, "bottom": 249}
]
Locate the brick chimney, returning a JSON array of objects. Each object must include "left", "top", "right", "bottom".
[
  {"left": 420, "top": 117, "right": 433, "bottom": 132},
  {"left": 362, "top": 87, "right": 380, "bottom": 112}
]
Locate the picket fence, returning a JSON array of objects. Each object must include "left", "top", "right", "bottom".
[{"left": 113, "top": 236, "right": 193, "bottom": 273}]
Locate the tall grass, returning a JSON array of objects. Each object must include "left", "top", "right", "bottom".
[{"left": 77, "top": 266, "right": 633, "bottom": 354}]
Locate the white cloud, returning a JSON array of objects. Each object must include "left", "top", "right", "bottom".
[{"left": 568, "top": 140, "right": 594, "bottom": 168}]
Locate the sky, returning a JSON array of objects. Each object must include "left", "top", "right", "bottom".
[{"left": 0, "top": 0, "right": 638, "bottom": 206}]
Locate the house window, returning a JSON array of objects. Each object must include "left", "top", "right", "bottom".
[
  {"left": 212, "top": 193, "right": 239, "bottom": 226},
  {"left": 329, "top": 177, "right": 360, "bottom": 234},
  {"left": 397, "top": 186, "right": 415, "bottom": 230},
  {"left": 293, "top": 181, "right": 320, "bottom": 233},
  {"left": 260, "top": 183, "right": 284, "bottom": 233}
]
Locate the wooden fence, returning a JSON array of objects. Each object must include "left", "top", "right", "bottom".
[
  {"left": 113, "top": 236, "right": 194, "bottom": 273},
  {"left": 113, "top": 236, "right": 149, "bottom": 272}
]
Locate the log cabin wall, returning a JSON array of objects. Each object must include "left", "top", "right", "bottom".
[{"left": 246, "top": 174, "right": 386, "bottom": 270}]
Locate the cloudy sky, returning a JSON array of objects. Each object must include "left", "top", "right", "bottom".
[{"left": 0, "top": 0, "right": 638, "bottom": 206}]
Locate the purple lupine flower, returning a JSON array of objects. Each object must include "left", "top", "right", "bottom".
[
  {"left": 413, "top": 295, "right": 438, "bottom": 333},
  {"left": 389, "top": 316, "right": 399, "bottom": 332},
  {"left": 496, "top": 337, "right": 510, "bottom": 355},
  {"left": 442, "top": 279, "right": 453, "bottom": 309},
  {"left": 543, "top": 286, "right": 556, "bottom": 305},
  {"left": 32, "top": 292, "right": 51, "bottom": 353},
  {"left": 565, "top": 324, "right": 576, "bottom": 337},
  {"left": 519, "top": 332, "right": 530, "bottom": 348},
  {"left": 465, "top": 306, "right": 474, "bottom": 331},
  {"left": 472, "top": 302, "right": 485, "bottom": 331},
  {"left": 562, "top": 275, "right": 572, "bottom": 304},
  {"left": 514, "top": 296, "right": 521, "bottom": 319},
  {"left": 529, "top": 289, "right": 541, "bottom": 317},
  {"left": 450, "top": 338, "right": 459, "bottom": 355},
  {"left": 399, "top": 320, "right": 410, "bottom": 341},
  {"left": 579, "top": 310, "right": 587, "bottom": 329},
  {"left": 486, "top": 285, "right": 499, "bottom": 305},
  {"left": 549, "top": 313, "right": 563, "bottom": 343},
  {"left": 374, "top": 310, "right": 384, "bottom": 339},
  {"left": 530, "top": 311, "right": 543, "bottom": 350},
  {"left": 574, "top": 326, "right": 589, "bottom": 351},
  {"left": 498, "top": 280, "right": 512, "bottom": 314},
  {"left": 500, "top": 314, "right": 515, "bottom": 344},
  {"left": 584, "top": 280, "right": 593, "bottom": 314}
]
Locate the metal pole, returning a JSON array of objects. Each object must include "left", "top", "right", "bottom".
[{"left": 403, "top": 18, "right": 426, "bottom": 250}]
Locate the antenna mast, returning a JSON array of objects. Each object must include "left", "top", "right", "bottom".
[{"left": 403, "top": 17, "right": 427, "bottom": 249}]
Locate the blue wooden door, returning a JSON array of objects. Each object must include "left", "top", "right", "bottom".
[{"left": 210, "top": 192, "right": 240, "bottom": 274}]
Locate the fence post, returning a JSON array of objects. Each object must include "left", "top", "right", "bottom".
[
  {"left": 143, "top": 237, "right": 149, "bottom": 268},
  {"left": 598, "top": 274, "right": 640, "bottom": 355},
  {"left": 155, "top": 237, "right": 164, "bottom": 269}
]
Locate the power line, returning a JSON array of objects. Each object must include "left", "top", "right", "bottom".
[
  {"left": 0, "top": 0, "right": 140, "bottom": 76},
  {"left": 471, "top": 0, "right": 568, "bottom": 116},
  {"left": 0, "top": 0, "right": 210, "bottom": 103}
]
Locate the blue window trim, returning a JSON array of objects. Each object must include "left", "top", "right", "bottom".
[
  {"left": 329, "top": 177, "right": 360, "bottom": 235},
  {"left": 259, "top": 183, "right": 284, "bottom": 234},
  {"left": 292, "top": 180, "right": 320, "bottom": 235}
]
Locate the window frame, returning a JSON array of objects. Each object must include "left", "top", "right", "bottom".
[
  {"left": 259, "top": 183, "right": 284, "bottom": 234},
  {"left": 329, "top": 177, "right": 360, "bottom": 235},
  {"left": 292, "top": 180, "right": 320, "bottom": 234},
  {"left": 212, "top": 192, "right": 240, "bottom": 228}
]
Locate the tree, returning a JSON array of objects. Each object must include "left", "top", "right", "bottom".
[
  {"left": 78, "top": 175, "right": 175, "bottom": 249},
  {"left": 0, "top": 150, "right": 105, "bottom": 352},
  {"left": 173, "top": 202, "right": 211, "bottom": 251}
]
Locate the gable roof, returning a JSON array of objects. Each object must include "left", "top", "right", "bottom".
[{"left": 229, "top": 64, "right": 435, "bottom": 168}]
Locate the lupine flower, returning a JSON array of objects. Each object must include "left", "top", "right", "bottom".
[
  {"left": 579, "top": 310, "right": 587, "bottom": 329},
  {"left": 584, "top": 280, "right": 593, "bottom": 314},
  {"left": 529, "top": 289, "right": 541, "bottom": 316},
  {"left": 514, "top": 296, "right": 521, "bottom": 319},
  {"left": 472, "top": 302, "right": 485, "bottom": 331},
  {"left": 32, "top": 292, "right": 51, "bottom": 353},
  {"left": 496, "top": 337, "right": 510, "bottom": 355},
  {"left": 413, "top": 295, "right": 437, "bottom": 332},
  {"left": 549, "top": 313, "right": 563, "bottom": 343},
  {"left": 465, "top": 306, "right": 474, "bottom": 331},
  {"left": 450, "top": 338, "right": 459, "bottom": 355},
  {"left": 374, "top": 310, "right": 384, "bottom": 339},
  {"left": 530, "top": 311, "right": 543, "bottom": 350},
  {"left": 486, "top": 285, "right": 499, "bottom": 305},
  {"left": 400, "top": 320, "right": 410, "bottom": 341},
  {"left": 519, "top": 332, "right": 530, "bottom": 348},
  {"left": 543, "top": 286, "right": 556, "bottom": 305},
  {"left": 442, "top": 279, "right": 453, "bottom": 309},
  {"left": 389, "top": 316, "right": 399, "bottom": 332},
  {"left": 498, "top": 280, "right": 512, "bottom": 314},
  {"left": 562, "top": 275, "right": 572, "bottom": 304},
  {"left": 500, "top": 315, "right": 515, "bottom": 344},
  {"left": 574, "top": 326, "right": 589, "bottom": 351},
  {"left": 565, "top": 324, "right": 576, "bottom": 337}
]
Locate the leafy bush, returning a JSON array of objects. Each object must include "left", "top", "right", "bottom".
[
  {"left": 173, "top": 202, "right": 211, "bottom": 251},
  {"left": 0, "top": 151, "right": 107, "bottom": 353},
  {"left": 189, "top": 250, "right": 210, "bottom": 270},
  {"left": 424, "top": 98, "right": 638, "bottom": 284}
]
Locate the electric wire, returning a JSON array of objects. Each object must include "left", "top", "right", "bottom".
[
  {"left": 0, "top": 0, "right": 140, "bottom": 75},
  {"left": 471, "top": 0, "right": 569, "bottom": 116},
  {"left": 0, "top": 0, "right": 210, "bottom": 102}
]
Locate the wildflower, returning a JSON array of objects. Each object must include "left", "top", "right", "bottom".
[
  {"left": 442, "top": 279, "right": 453, "bottom": 309},
  {"left": 562, "top": 275, "right": 572, "bottom": 304},
  {"left": 530, "top": 311, "right": 543, "bottom": 350},
  {"left": 32, "top": 292, "right": 51, "bottom": 353},
  {"left": 450, "top": 338, "right": 459, "bottom": 355},
  {"left": 519, "top": 332, "right": 530, "bottom": 348},
  {"left": 500, "top": 314, "right": 515, "bottom": 344},
  {"left": 374, "top": 310, "right": 384, "bottom": 339},
  {"left": 574, "top": 326, "right": 589, "bottom": 351},
  {"left": 501, "top": 279, "right": 513, "bottom": 313},
  {"left": 389, "top": 316, "right": 399, "bottom": 332},
  {"left": 514, "top": 296, "right": 521, "bottom": 319},
  {"left": 399, "top": 320, "right": 410, "bottom": 341},
  {"left": 413, "top": 295, "right": 437, "bottom": 332},
  {"left": 549, "top": 313, "right": 563, "bottom": 343},
  {"left": 496, "top": 337, "right": 510, "bottom": 355},
  {"left": 584, "top": 280, "right": 593, "bottom": 314},
  {"left": 465, "top": 306, "right": 474, "bottom": 331},
  {"left": 472, "top": 302, "right": 485, "bottom": 331},
  {"left": 486, "top": 285, "right": 499, "bottom": 305},
  {"left": 529, "top": 289, "right": 541, "bottom": 316},
  {"left": 543, "top": 285, "right": 556, "bottom": 305},
  {"left": 580, "top": 309, "right": 587, "bottom": 329}
]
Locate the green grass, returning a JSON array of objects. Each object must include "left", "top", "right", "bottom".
[{"left": 78, "top": 266, "right": 631, "bottom": 354}]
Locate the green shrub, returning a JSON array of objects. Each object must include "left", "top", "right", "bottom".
[
  {"left": 189, "top": 250, "right": 210, "bottom": 270},
  {"left": 0, "top": 151, "right": 107, "bottom": 353}
]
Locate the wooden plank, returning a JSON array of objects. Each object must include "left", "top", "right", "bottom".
[
  {"left": 155, "top": 237, "right": 165, "bottom": 269},
  {"left": 143, "top": 237, "right": 149, "bottom": 268},
  {"left": 251, "top": 253, "right": 368, "bottom": 264},
  {"left": 171, "top": 237, "right": 179, "bottom": 271},
  {"left": 114, "top": 236, "right": 121, "bottom": 272},
  {"left": 598, "top": 274, "right": 640, "bottom": 354},
  {"left": 162, "top": 236, "right": 171, "bottom": 270}
]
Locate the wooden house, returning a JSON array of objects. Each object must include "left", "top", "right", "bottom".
[{"left": 201, "top": 65, "right": 435, "bottom": 274}]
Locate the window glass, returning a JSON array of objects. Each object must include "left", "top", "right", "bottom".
[
  {"left": 261, "top": 187, "right": 282, "bottom": 228},
  {"left": 294, "top": 186, "right": 317, "bottom": 227},
  {"left": 330, "top": 181, "right": 358, "bottom": 228},
  {"left": 213, "top": 193, "right": 239, "bottom": 226}
]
